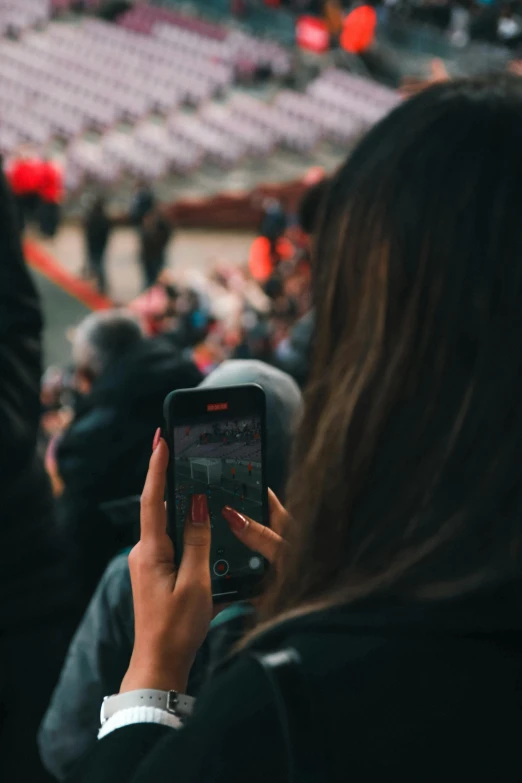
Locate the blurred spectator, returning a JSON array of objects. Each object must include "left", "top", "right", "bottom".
[
  {"left": 497, "top": 2, "right": 522, "bottom": 46},
  {"left": 274, "top": 308, "right": 314, "bottom": 386},
  {"left": 139, "top": 207, "right": 173, "bottom": 290},
  {"left": 340, "top": 0, "right": 378, "bottom": 54},
  {"left": 38, "top": 157, "right": 63, "bottom": 239},
  {"left": 448, "top": 0, "right": 472, "bottom": 47},
  {"left": 324, "top": 0, "right": 344, "bottom": 40},
  {"left": 273, "top": 178, "right": 330, "bottom": 386},
  {"left": 83, "top": 196, "right": 113, "bottom": 296},
  {"left": 0, "top": 169, "right": 80, "bottom": 782},
  {"left": 129, "top": 180, "right": 155, "bottom": 228},
  {"left": 259, "top": 197, "right": 287, "bottom": 247},
  {"left": 233, "top": 318, "right": 274, "bottom": 364},
  {"left": 52, "top": 309, "right": 202, "bottom": 603},
  {"left": 248, "top": 235, "right": 277, "bottom": 283},
  {"left": 248, "top": 233, "right": 293, "bottom": 284},
  {"left": 39, "top": 360, "right": 302, "bottom": 781},
  {"left": 5, "top": 147, "right": 42, "bottom": 232},
  {"left": 164, "top": 287, "right": 213, "bottom": 349}
]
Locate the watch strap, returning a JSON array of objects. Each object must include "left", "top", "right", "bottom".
[{"left": 101, "top": 689, "right": 195, "bottom": 725}]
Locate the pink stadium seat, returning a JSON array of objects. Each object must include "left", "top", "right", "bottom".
[{"left": 0, "top": 7, "right": 399, "bottom": 188}]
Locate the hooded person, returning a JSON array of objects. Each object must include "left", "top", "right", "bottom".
[
  {"left": 53, "top": 310, "right": 203, "bottom": 607},
  {"left": 198, "top": 360, "right": 302, "bottom": 499},
  {"left": 38, "top": 360, "right": 303, "bottom": 781}
]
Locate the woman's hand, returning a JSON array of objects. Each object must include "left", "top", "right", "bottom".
[
  {"left": 222, "top": 489, "right": 290, "bottom": 566},
  {"left": 120, "top": 434, "right": 212, "bottom": 694}
]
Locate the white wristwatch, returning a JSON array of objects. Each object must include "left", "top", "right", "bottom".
[{"left": 100, "top": 689, "right": 195, "bottom": 725}]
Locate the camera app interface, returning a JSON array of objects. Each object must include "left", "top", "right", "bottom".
[{"left": 173, "top": 413, "right": 264, "bottom": 586}]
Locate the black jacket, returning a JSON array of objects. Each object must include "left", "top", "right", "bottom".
[
  {"left": 85, "top": 207, "right": 111, "bottom": 256},
  {"left": 69, "top": 587, "right": 522, "bottom": 783},
  {"left": 39, "top": 553, "right": 135, "bottom": 780},
  {"left": 56, "top": 339, "right": 202, "bottom": 601},
  {"left": 0, "top": 169, "right": 76, "bottom": 630},
  {"left": 139, "top": 217, "right": 171, "bottom": 265}
]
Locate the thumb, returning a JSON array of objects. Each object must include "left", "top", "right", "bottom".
[
  {"left": 177, "top": 494, "right": 211, "bottom": 584},
  {"left": 222, "top": 506, "right": 283, "bottom": 564}
]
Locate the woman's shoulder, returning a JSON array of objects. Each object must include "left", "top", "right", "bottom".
[
  {"left": 123, "top": 658, "right": 287, "bottom": 783},
  {"left": 192, "top": 650, "right": 280, "bottom": 727}
]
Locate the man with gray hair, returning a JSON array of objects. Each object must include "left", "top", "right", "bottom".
[
  {"left": 55, "top": 308, "right": 202, "bottom": 607},
  {"left": 71, "top": 309, "right": 144, "bottom": 395}
]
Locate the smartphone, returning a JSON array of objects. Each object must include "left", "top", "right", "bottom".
[{"left": 163, "top": 384, "right": 269, "bottom": 602}]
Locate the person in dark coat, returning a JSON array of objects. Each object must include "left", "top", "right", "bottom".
[
  {"left": 129, "top": 181, "right": 155, "bottom": 228},
  {"left": 84, "top": 196, "right": 112, "bottom": 295},
  {"left": 38, "top": 158, "right": 63, "bottom": 239},
  {"left": 259, "top": 197, "right": 287, "bottom": 247},
  {"left": 5, "top": 148, "right": 42, "bottom": 232},
  {"left": 139, "top": 208, "right": 172, "bottom": 290},
  {"left": 54, "top": 309, "right": 202, "bottom": 605},
  {"left": 70, "top": 77, "right": 522, "bottom": 783},
  {"left": 0, "top": 169, "right": 80, "bottom": 782}
]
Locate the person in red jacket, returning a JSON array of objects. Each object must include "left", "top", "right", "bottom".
[
  {"left": 38, "top": 158, "right": 63, "bottom": 238},
  {"left": 340, "top": 1, "right": 377, "bottom": 54},
  {"left": 5, "top": 149, "right": 43, "bottom": 232}
]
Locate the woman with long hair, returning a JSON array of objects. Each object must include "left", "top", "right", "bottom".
[{"left": 71, "top": 77, "right": 522, "bottom": 783}]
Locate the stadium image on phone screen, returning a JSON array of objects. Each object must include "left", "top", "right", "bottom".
[{"left": 173, "top": 414, "right": 264, "bottom": 586}]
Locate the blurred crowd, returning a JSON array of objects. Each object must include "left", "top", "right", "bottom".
[
  {"left": 61, "top": 177, "right": 321, "bottom": 394},
  {"left": 400, "top": 0, "right": 522, "bottom": 48}
]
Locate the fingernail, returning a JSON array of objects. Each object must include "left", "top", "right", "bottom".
[
  {"left": 152, "top": 427, "right": 161, "bottom": 452},
  {"left": 191, "top": 494, "right": 208, "bottom": 525},
  {"left": 223, "top": 506, "right": 248, "bottom": 532}
]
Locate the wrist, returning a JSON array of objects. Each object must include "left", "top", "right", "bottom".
[{"left": 120, "top": 655, "right": 189, "bottom": 695}]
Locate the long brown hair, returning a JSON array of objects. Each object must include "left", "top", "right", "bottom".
[{"left": 258, "top": 77, "right": 522, "bottom": 632}]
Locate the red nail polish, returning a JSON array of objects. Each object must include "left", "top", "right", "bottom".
[
  {"left": 222, "top": 506, "right": 248, "bottom": 532},
  {"left": 152, "top": 428, "right": 161, "bottom": 452},
  {"left": 191, "top": 494, "right": 208, "bottom": 525}
]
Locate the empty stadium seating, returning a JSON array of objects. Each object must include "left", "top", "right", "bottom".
[
  {"left": 0, "top": 4, "right": 400, "bottom": 188},
  {"left": 124, "top": 4, "right": 292, "bottom": 77},
  {"left": 0, "top": 0, "right": 49, "bottom": 36}
]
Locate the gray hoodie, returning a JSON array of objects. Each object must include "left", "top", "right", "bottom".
[{"left": 200, "top": 359, "right": 303, "bottom": 499}]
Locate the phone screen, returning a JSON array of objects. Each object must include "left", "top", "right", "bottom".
[{"left": 168, "top": 387, "right": 268, "bottom": 600}]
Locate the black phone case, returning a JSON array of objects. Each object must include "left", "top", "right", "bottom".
[{"left": 163, "top": 384, "right": 269, "bottom": 602}]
